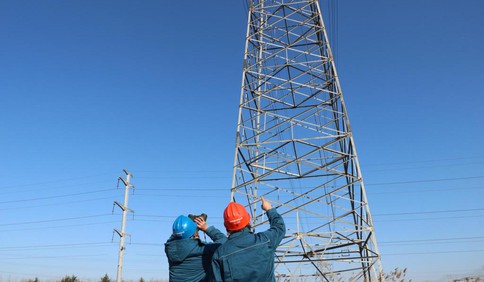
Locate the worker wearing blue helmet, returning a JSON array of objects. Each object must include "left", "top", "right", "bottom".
[{"left": 164, "top": 214, "right": 227, "bottom": 282}]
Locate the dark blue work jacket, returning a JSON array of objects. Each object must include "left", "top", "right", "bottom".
[
  {"left": 211, "top": 208, "right": 285, "bottom": 282},
  {"left": 165, "top": 226, "right": 227, "bottom": 282}
]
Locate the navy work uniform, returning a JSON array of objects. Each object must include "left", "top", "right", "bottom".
[{"left": 211, "top": 208, "right": 285, "bottom": 282}]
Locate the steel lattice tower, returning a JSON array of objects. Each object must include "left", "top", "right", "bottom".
[{"left": 230, "top": 1, "right": 383, "bottom": 281}]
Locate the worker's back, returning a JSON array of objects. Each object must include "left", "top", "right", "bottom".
[{"left": 212, "top": 208, "right": 285, "bottom": 282}]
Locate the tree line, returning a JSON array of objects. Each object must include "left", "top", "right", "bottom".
[{"left": 22, "top": 275, "right": 167, "bottom": 282}]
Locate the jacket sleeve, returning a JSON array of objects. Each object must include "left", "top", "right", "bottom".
[
  {"left": 205, "top": 226, "right": 228, "bottom": 244},
  {"left": 262, "top": 208, "right": 286, "bottom": 249},
  {"left": 211, "top": 251, "right": 224, "bottom": 282},
  {"left": 202, "top": 227, "right": 227, "bottom": 281}
]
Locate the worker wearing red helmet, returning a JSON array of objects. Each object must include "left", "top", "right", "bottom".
[{"left": 211, "top": 197, "right": 285, "bottom": 281}]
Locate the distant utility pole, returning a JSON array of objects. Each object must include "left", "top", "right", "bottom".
[
  {"left": 231, "top": 1, "right": 383, "bottom": 281},
  {"left": 113, "top": 169, "right": 134, "bottom": 282}
]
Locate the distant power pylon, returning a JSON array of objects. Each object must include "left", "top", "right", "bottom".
[
  {"left": 230, "top": 1, "right": 383, "bottom": 281},
  {"left": 113, "top": 169, "right": 134, "bottom": 282}
]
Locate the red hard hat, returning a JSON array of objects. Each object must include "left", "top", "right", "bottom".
[{"left": 223, "top": 202, "right": 250, "bottom": 231}]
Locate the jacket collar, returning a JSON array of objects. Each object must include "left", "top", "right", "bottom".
[{"left": 229, "top": 227, "right": 252, "bottom": 239}]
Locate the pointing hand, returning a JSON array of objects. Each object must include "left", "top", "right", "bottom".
[{"left": 261, "top": 196, "right": 272, "bottom": 211}]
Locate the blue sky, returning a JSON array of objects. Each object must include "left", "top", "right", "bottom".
[{"left": 1, "top": 0, "right": 483, "bottom": 281}]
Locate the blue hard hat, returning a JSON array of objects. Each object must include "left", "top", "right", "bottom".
[{"left": 172, "top": 215, "right": 197, "bottom": 239}]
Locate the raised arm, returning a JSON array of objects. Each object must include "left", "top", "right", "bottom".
[
  {"left": 195, "top": 216, "right": 227, "bottom": 244},
  {"left": 261, "top": 197, "right": 286, "bottom": 248}
]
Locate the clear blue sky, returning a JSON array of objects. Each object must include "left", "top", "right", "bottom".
[{"left": 1, "top": 1, "right": 483, "bottom": 281}]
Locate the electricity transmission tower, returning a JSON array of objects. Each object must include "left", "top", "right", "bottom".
[
  {"left": 230, "top": 1, "right": 383, "bottom": 281},
  {"left": 113, "top": 169, "right": 134, "bottom": 282}
]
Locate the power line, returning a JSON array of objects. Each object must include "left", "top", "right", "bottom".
[
  {"left": 1, "top": 206, "right": 481, "bottom": 229},
  {"left": 0, "top": 188, "right": 115, "bottom": 204},
  {"left": 138, "top": 187, "right": 226, "bottom": 191},
  {"left": 374, "top": 214, "right": 484, "bottom": 223},
  {"left": 2, "top": 172, "right": 483, "bottom": 204},
  {"left": 4, "top": 236, "right": 483, "bottom": 251},
  {"left": 1, "top": 156, "right": 482, "bottom": 192},
  {"left": 370, "top": 185, "right": 484, "bottom": 195},
  {"left": 0, "top": 214, "right": 113, "bottom": 226},
  {"left": 0, "top": 173, "right": 113, "bottom": 190},
  {"left": 366, "top": 175, "right": 484, "bottom": 186},
  {"left": 364, "top": 155, "right": 484, "bottom": 167},
  {"left": 379, "top": 236, "right": 484, "bottom": 245},
  {"left": 140, "top": 175, "right": 484, "bottom": 192},
  {"left": 382, "top": 249, "right": 484, "bottom": 256},
  {"left": 374, "top": 208, "right": 484, "bottom": 217},
  {"left": 0, "top": 183, "right": 479, "bottom": 208},
  {"left": 134, "top": 193, "right": 224, "bottom": 198},
  {"left": 0, "top": 242, "right": 165, "bottom": 253},
  {"left": 135, "top": 169, "right": 230, "bottom": 173},
  {"left": 131, "top": 207, "right": 484, "bottom": 220},
  {"left": 364, "top": 161, "right": 484, "bottom": 173},
  {"left": 0, "top": 242, "right": 113, "bottom": 251},
  {"left": 142, "top": 175, "right": 484, "bottom": 190},
  {"left": 1, "top": 220, "right": 119, "bottom": 232},
  {"left": 0, "top": 196, "right": 116, "bottom": 211},
  {"left": 0, "top": 181, "right": 480, "bottom": 207},
  {"left": 0, "top": 254, "right": 109, "bottom": 260},
  {"left": 134, "top": 175, "right": 230, "bottom": 179}
]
